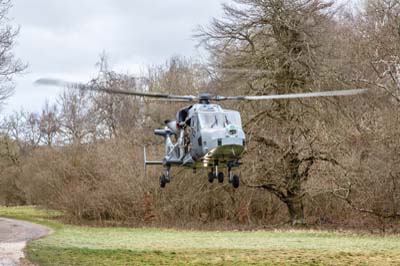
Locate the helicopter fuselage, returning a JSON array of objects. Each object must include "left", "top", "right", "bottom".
[
  {"left": 147, "top": 103, "right": 246, "bottom": 170},
  {"left": 188, "top": 104, "right": 245, "bottom": 168}
]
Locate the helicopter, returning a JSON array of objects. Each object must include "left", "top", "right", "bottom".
[{"left": 35, "top": 78, "right": 367, "bottom": 188}]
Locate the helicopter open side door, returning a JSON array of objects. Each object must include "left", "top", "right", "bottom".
[{"left": 190, "top": 114, "right": 203, "bottom": 160}]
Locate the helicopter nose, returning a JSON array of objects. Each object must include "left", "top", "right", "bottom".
[{"left": 204, "top": 144, "right": 245, "bottom": 162}]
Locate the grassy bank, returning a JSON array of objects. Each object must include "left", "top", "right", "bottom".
[{"left": 1, "top": 206, "right": 400, "bottom": 265}]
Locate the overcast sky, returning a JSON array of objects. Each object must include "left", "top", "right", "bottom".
[{"left": 3, "top": 0, "right": 227, "bottom": 115}]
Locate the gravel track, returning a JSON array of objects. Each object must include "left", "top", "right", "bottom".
[{"left": 0, "top": 218, "right": 51, "bottom": 266}]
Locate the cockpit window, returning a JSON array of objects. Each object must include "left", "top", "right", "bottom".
[
  {"left": 198, "top": 111, "right": 242, "bottom": 129},
  {"left": 224, "top": 111, "right": 242, "bottom": 127}
]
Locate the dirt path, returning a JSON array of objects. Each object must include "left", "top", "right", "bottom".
[{"left": 0, "top": 218, "right": 51, "bottom": 266}]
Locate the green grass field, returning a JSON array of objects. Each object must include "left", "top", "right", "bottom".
[{"left": 1, "top": 206, "right": 400, "bottom": 265}]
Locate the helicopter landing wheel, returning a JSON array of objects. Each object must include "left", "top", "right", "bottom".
[
  {"left": 160, "top": 174, "right": 167, "bottom": 188},
  {"left": 208, "top": 172, "right": 215, "bottom": 183},
  {"left": 232, "top": 174, "right": 240, "bottom": 188},
  {"left": 217, "top": 172, "right": 224, "bottom": 183}
]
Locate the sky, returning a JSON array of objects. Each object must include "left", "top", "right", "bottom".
[{"left": 3, "top": 0, "right": 227, "bottom": 115}]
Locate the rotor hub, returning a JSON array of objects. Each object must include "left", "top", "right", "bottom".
[{"left": 199, "top": 92, "right": 211, "bottom": 104}]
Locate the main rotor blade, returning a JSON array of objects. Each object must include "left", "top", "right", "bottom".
[
  {"left": 35, "top": 78, "right": 198, "bottom": 102},
  {"left": 205, "top": 67, "right": 272, "bottom": 75},
  {"left": 34, "top": 78, "right": 82, "bottom": 88},
  {"left": 216, "top": 89, "right": 368, "bottom": 101},
  {"left": 36, "top": 78, "right": 367, "bottom": 102}
]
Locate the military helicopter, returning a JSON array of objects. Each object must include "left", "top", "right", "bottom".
[{"left": 35, "top": 78, "right": 367, "bottom": 188}]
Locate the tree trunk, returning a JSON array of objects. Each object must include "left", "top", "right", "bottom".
[
  {"left": 284, "top": 152, "right": 307, "bottom": 226},
  {"left": 286, "top": 198, "right": 306, "bottom": 226}
]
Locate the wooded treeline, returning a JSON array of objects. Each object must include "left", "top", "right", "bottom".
[{"left": 1, "top": 0, "right": 399, "bottom": 231}]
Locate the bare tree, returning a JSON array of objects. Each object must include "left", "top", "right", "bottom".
[
  {"left": 199, "top": 0, "right": 338, "bottom": 225},
  {"left": 3, "top": 110, "right": 42, "bottom": 153},
  {"left": 39, "top": 101, "right": 60, "bottom": 146},
  {"left": 89, "top": 54, "right": 142, "bottom": 139},
  {"left": 356, "top": 0, "right": 400, "bottom": 102},
  {"left": 145, "top": 56, "right": 208, "bottom": 127},
  {"left": 0, "top": 0, "right": 26, "bottom": 109},
  {"left": 323, "top": 0, "right": 400, "bottom": 223},
  {"left": 58, "top": 88, "right": 94, "bottom": 144}
]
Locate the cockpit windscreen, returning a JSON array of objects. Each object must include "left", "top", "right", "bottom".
[{"left": 198, "top": 111, "right": 242, "bottom": 129}]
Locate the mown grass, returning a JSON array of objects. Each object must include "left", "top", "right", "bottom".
[
  {"left": 0, "top": 205, "right": 62, "bottom": 229},
  {"left": 1, "top": 206, "right": 400, "bottom": 266}
]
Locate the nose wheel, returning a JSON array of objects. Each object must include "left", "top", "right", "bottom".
[
  {"left": 207, "top": 164, "right": 239, "bottom": 188},
  {"left": 208, "top": 162, "right": 225, "bottom": 184},
  {"left": 208, "top": 171, "right": 225, "bottom": 183}
]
